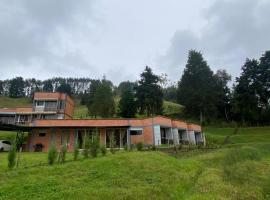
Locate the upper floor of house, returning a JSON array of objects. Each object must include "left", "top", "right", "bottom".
[{"left": 0, "top": 92, "right": 75, "bottom": 124}]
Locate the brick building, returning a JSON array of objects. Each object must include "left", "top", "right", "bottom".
[{"left": 0, "top": 92, "right": 204, "bottom": 152}]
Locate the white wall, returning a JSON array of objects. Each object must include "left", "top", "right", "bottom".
[
  {"left": 153, "top": 125, "right": 161, "bottom": 145},
  {"left": 172, "top": 128, "right": 179, "bottom": 144},
  {"left": 188, "top": 130, "right": 196, "bottom": 144}
]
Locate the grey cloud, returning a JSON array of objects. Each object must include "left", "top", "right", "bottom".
[
  {"left": 161, "top": 0, "right": 270, "bottom": 81},
  {"left": 0, "top": 0, "right": 96, "bottom": 78}
]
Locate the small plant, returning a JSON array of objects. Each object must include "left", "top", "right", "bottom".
[
  {"left": 151, "top": 145, "right": 156, "bottom": 151},
  {"left": 178, "top": 144, "right": 182, "bottom": 150},
  {"left": 136, "top": 142, "right": 143, "bottom": 151},
  {"left": 124, "top": 144, "right": 128, "bottom": 151},
  {"left": 48, "top": 144, "right": 58, "bottom": 165},
  {"left": 100, "top": 145, "right": 107, "bottom": 156},
  {"left": 8, "top": 145, "right": 16, "bottom": 169},
  {"left": 110, "top": 134, "right": 116, "bottom": 154},
  {"left": 73, "top": 143, "right": 79, "bottom": 161},
  {"left": 83, "top": 135, "right": 90, "bottom": 158},
  {"left": 173, "top": 145, "right": 178, "bottom": 152},
  {"left": 59, "top": 144, "right": 67, "bottom": 163},
  {"left": 90, "top": 134, "right": 100, "bottom": 158}
]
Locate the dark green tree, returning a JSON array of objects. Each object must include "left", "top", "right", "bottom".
[
  {"left": 56, "top": 82, "right": 72, "bottom": 96},
  {"left": 9, "top": 77, "right": 25, "bottom": 98},
  {"left": 0, "top": 80, "right": 3, "bottom": 96},
  {"left": 118, "top": 87, "right": 137, "bottom": 118},
  {"left": 117, "top": 81, "right": 137, "bottom": 96},
  {"left": 81, "top": 79, "right": 101, "bottom": 105},
  {"left": 88, "top": 79, "right": 115, "bottom": 117},
  {"left": 136, "top": 66, "right": 163, "bottom": 116},
  {"left": 163, "top": 85, "right": 178, "bottom": 102},
  {"left": 214, "top": 69, "right": 232, "bottom": 121},
  {"left": 43, "top": 80, "right": 54, "bottom": 92},
  {"left": 232, "top": 59, "right": 260, "bottom": 123},
  {"left": 177, "top": 50, "right": 217, "bottom": 123}
]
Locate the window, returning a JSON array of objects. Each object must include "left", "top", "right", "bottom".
[
  {"left": 36, "top": 101, "right": 44, "bottom": 106},
  {"left": 59, "top": 100, "right": 65, "bottom": 109},
  {"left": 2, "top": 141, "right": 11, "bottom": 145},
  {"left": 39, "top": 132, "right": 46, "bottom": 137},
  {"left": 130, "top": 130, "right": 142, "bottom": 135}
]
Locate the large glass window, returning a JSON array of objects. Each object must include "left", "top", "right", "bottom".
[{"left": 130, "top": 130, "right": 142, "bottom": 135}]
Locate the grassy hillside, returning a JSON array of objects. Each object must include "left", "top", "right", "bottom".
[
  {"left": 0, "top": 96, "right": 32, "bottom": 108},
  {"left": 0, "top": 127, "right": 270, "bottom": 199}
]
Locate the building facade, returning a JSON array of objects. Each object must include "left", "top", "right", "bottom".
[{"left": 0, "top": 92, "right": 204, "bottom": 152}]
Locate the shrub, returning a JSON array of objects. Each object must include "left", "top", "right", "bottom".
[
  {"left": 59, "top": 145, "right": 67, "bottom": 163},
  {"left": 136, "top": 142, "right": 143, "bottom": 151},
  {"left": 90, "top": 134, "right": 100, "bottom": 158},
  {"left": 48, "top": 145, "right": 58, "bottom": 165},
  {"left": 73, "top": 143, "right": 79, "bottom": 161},
  {"left": 124, "top": 144, "right": 128, "bottom": 151},
  {"left": 151, "top": 145, "right": 156, "bottom": 151},
  {"left": 83, "top": 136, "right": 90, "bottom": 158},
  {"left": 8, "top": 146, "right": 16, "bottom": 169},
  {"left": 110, "top": 134, "right": 116, "bottom": 154},
  {"left": 100, "top": 145, "right": 107, "bottom": 156},
  {"left": 178, "top": 144, "right": 182, "bottom": 150}
]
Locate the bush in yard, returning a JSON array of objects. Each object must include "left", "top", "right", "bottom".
[
  {"left": 8, "top": 146, "right": 16, "bottom": 169},
  {"left": 59, "top": 144, "right": 67, "bottom": 163},
  {"left": 83, "top": 135, "right": 90, "bottom": 158},
  {"left": 110, "top": 134, "right": 116, "bottom": 154},
  {"left": 124, "top": 144, "right": 128, "bottom": 151},
  {"left": 136, "top": 142, "right": 143, "bottom": 151},
  {"left": 151, "top": 145, "right": 156, "bottom": 151},
  {"left": 73, "top": 143, "right": 79, "bottom": 161},
  {"left": 178, "top": 144, "right": 182, "bottom": 150},
  {"left": 90, "top": 134, "right": 100, "bottom": 158},
  {"left": 48, "top": 144, "right": 58, "bottom": 165},
  {"left": 100, "top": 145, "right": 107, "bottom": 156}
]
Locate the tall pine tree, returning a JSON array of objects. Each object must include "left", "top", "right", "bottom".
[
  {"left": 177, "top": 50, "right": 217, "bottom": 123},
  {"left": 118, "top": 87, "right": 137, "bottom": 118},
  {"left": 136, "top": 66, "right": 163, "bottom": 116}
]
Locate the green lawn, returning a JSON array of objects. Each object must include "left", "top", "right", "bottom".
[
  {"left": 0, "top": 96, "right": 32, "bottom": 108},
  {"left": 0, "top": 127, "right": 270, "bottom": 199}
]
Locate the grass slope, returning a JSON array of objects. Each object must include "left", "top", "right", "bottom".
[
  {"left": 0, "top": 96, "right": 32, "bottom": 108},
  {"left": 0, "top": 127, "right": 270, "bottom": 199}
]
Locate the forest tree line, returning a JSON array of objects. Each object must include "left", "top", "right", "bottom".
[{"left": 0, "top": 50, "right": 270, "bottom": 125}]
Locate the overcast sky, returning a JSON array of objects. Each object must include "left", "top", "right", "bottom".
[{"left": 0, "top": 0, "right": 270, "bottom": 85}]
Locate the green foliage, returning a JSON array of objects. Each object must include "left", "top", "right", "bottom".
[
  {"left": 163, "top": 85, "right": 178, "bottom": 102},
  {"left": 100, "top": 145, "right": 107, "bottom": 156},
  {"left": 89, "top": 133, "right": 100, "bottom": 158},
  {"left": 58, "top": 145, "right": 67, "bottom": 163},
  {"left": 136, "top": 142, "right": 143, "bottom": 151},
  {"left": 56, "top": 83, "right": 72, "bottom": 96},
  {"left": 116, "top": 81, "right": 137, "bottom": 96},
  {"left": 123, "top": 144, "right": 128, "bottom": 151},
  {"left": 42, "top": 80, "right": 53, "bottom": 92},
  {"left": 9, "top": 77, "right": 25, "bottom": 98},
  {"left": 48, "top": 145, "right": 58, "bottom": 165},
  {"left": 177, "top": 50, "right": 218, "bottom": 122},
  {"left": 118, "top": 86, "right": 137, "bottom": 118},
  {"left": 87, "top": 79, "right": 115, "bottom": 118},
  {"left": 73, "top": 143, "right": 79, "bottom": 161},
  {"left": 83, "top": 135, "right": 90, "bottom": 158},
  {"left": 136, "top": 66, "right": 163, "bottom": 116},
  {"left": 109, "top": 134, "right": 116, "bottom": 154},
  {"left": 7, "top": 146, "right": 16, "bottom": 169}
]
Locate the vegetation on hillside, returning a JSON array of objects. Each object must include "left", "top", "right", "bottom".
[{"left": 0, "top": 126, "right": 270, "bottom": 199}]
